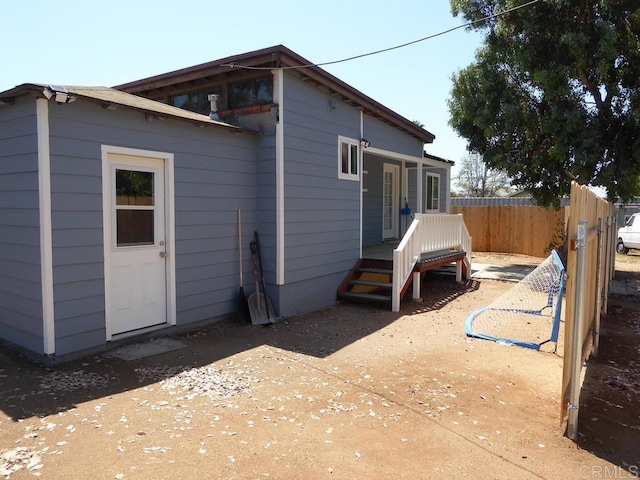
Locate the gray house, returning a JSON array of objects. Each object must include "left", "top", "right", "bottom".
[{"left": 0, "top": 45, "right": 469, "bottom": 362}]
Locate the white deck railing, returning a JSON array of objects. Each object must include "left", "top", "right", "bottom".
[{"left": 392, "top": 214, "right": 472, "bottom": 312}]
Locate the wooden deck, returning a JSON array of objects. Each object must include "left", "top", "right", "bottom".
[
  {"left": 363, "top": 243, "right": 463, "bottom": 266},
  {"left": 362, "top": 242, "right": 399, "bottom": 261},
  {"left": 360, "top": 215, "right": 472, "bottom": 312}
]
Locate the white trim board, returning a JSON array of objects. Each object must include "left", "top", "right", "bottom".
[
  {"left": 273, "top": 68, "right": 285, "bottom": 286},
  {"left": 365, "top": 146, "right": 444, "bottom": 168},
  {"left": 359, "top": 110, "right": 364, "bottom": 258},
  {"left": 37, "top": 99, "right": 55, "bottom": 355},
  {"left": 382, "top": 163, "right": 400, "bottom": 240}
]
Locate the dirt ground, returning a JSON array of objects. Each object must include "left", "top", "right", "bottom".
[{"left": 1, "top": 252, "right": 639, "bottom": 479}]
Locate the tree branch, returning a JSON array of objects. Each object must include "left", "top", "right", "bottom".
[
  {"left": 577, "top": 66, "right": 605, "bottom": 112},
  {"left": 562, "top": 168, "right": 579, "bottom": 183}
]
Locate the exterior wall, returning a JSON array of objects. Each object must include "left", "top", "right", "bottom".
[
  {"left": 362, "top": 115, "right": 425, "bottom": 157},
  {"left": 47, "top": 99, "right": 257, "bottom": 355},
  {"left": 406, "top": 167, "right": 419, "bottom": 216},
  {"left": 1, "top": 80, "right": 440, "bottom": 357},
  {"left": 278, "top": 73, "right": 362, "bottom": 314},
  {"left": 426, "top": 166, "right": 450, "bottom": 213},
  {"left": 277, "top": 73, "right": 428, "bottom": 314},
  {"left": 255, "top": 133, "right": 277, "bottom": 305},
  {"left": 0, "top": 97, "right": 44, "bottom": 354},
  {"left": 362, "top": 155, "right": 405, "bottom": 246},
  {"left": 406, "top": 165, "right": 450, "bottom": 214},
  {"left": 362, "top": 157, "right": 384, "bottom": 246}
]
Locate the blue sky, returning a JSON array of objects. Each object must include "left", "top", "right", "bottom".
[{"left": 2, "top": 1, "right": 485, "bottom": 177}]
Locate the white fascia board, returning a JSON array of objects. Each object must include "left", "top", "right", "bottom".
[
  {"left": 366, "top": 146, "right": 446, "bottom": 169},
  {"left": 365, "top": 147, "right": 421, "bottom": 165},
  {"left": 36, "top": 99, "right": 55, "bottom": 355}
]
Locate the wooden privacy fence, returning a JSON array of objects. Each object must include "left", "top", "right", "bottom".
[
  {"left": 562, "top": 182, "right": 615, "bottom": 440},
  {"left": 451, "top": 205, "right": 569, "bottom": 258}
]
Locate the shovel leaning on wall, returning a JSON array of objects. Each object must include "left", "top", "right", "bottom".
[{"left": 248, "top": 237, "right": 275, "bottom": 325}]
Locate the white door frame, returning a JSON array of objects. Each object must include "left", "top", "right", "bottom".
[
  {"left": 383, "top": 163, "right": 400, "bottom": 240},
  {"left": 425, "top": 172, "right": 441, "bottom": 213},
  {"left": 101, "top": 145, "right": 176, "bottom": 340}
]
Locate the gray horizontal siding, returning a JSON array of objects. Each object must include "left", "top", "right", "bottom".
[
  {"left": 362, "top": 157, "right": 384, "bottom": 246},
  {"left": 280, "top": 72, "right": 361, "bottom": 304},
  {"left": 254, "top": 134, "right": 277, "bottom": 284},
  {"left": 0, "top": 171, "right": 40, "bottom": 190},
  {"left": 277, "top": 272, "right": 345, "bottom": 317},
  {"left": 0, "top": 190, "right": 40, "bottom": 208},
  {"left": 55, "top": 329, "right": 106, "bottom": 358},
  {"left": 0, "top": 277, "right": 42, "bottom": 318},
  {"left": 406, "top": 166, "right": 418, "bottom": 217},
  {"left": 277, "top": 72, "right": 431, "bottom": 315},
  {"left": 0, "top": 96, "right": 44, "bottom": 354},
  {"left": 363, "top": 115, "right": 425, "bottom": 157},
  {"left": 48, "top": 99, "right": 258, "bottom": 354},
  {"left": 406, "top": 166, "right": 450, "bottom": 214},
  {"left": 48, "top": 119, "right": 105, "bottom": 354},
  {"left": 0, "top": 208, "right": 40, "bottom": 227}
]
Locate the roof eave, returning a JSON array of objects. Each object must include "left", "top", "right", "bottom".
[
  {"left": 113, "top": 45, "right": 288, "bottom": 94},
  {"left": 0, "top": 83, "right": 46, "bottom": 100},
  {"left": 114, "top": 45, "right": 436, "bottom": 144},
  {"left": 424, "top": 152, "right": 455, "bottom": 165},
  {"left": 0, "top": 83, "right": 259, "bottom": 135}
]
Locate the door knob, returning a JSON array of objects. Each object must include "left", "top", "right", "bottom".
[{"left": 159, "top": 251, "right": 167, "bottom": 258}]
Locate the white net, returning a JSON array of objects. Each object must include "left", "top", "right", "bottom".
[{"left": 465, "top": 251, "right": 565, "bottom": 350}]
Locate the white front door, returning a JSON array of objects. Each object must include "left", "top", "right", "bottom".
[
  {"left": 383, "top": 164, "right": 399, "bottom": 240},
  {"left": 106, "top": 154, "right": 167, "bottom": 335}
]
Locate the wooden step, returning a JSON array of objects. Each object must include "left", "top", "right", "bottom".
[
  {"left": 339, "top": 292, "right": 392, "bottom": 302},
  {"left": 337, "top": 258, "right": 393, "bottom": 306},
  {"left": 338, "top": 250, "right": 469, "bottom": 309},
  {"left": 349, "top": 279, "right": 393, "bottom": 288},
  {"left": 356, "top": 267, "right": 393, "bottom": 275}
]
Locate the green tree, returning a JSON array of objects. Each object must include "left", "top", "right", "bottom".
[
  {"left": 448, "top": 0, "right": 640, "bottom": 206},
  {"left": 455, "top": 153, "right": 511, "bottom": 196}
]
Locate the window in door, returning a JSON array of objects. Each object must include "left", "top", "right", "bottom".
[
  {"left": 383, "top": 164, "right": 399, "bottom": 239},
  {"left": 425, "top": 173, "right": 440, "bottom": 212},
  {"left": 115, "top": 169, "right": 155, "bottom": 246}
]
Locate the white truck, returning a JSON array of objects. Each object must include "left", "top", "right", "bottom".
[{"left": 617, "top": 212, "right": 640, "bottom": 254}]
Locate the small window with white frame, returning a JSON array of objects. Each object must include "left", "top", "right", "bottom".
[
  {"left": 338, "top": 136, "right": 360, "bottom": 181},
  {"left": 425, "top": 173, "right": 440, "bottom": 212}
]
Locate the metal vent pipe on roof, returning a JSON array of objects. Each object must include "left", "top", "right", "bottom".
[{"left": 208, "top": 94, "right": 220, "bottom": 120}]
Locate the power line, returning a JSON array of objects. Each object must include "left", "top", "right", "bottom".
[{"left": 222, "top": 0, "right": 541, "bottom": 71}]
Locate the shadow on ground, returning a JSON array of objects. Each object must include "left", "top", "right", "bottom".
[
  {"left": 577, "top": 287, "right": 640, "bottom": 470},
  {"left": 0, "top": 306, "right": 394, "bottom": 422},
  {"left": 0, "top": 274, "right": 481, "bottom": 424},
  {"left": 408, "top": 272, "right": 481, "bottom": 314}
]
